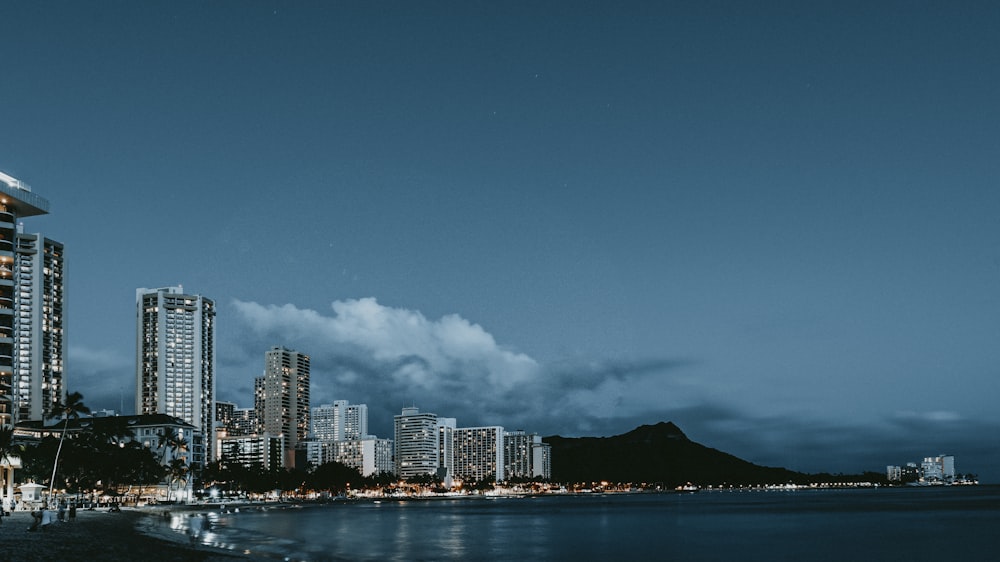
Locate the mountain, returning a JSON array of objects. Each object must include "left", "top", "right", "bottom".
[{"left": 544, "top": 422, "right": 807, "bottom": 486}]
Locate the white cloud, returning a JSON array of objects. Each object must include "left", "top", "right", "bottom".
[{"left": 227, "top": 298, "right": 685, "bottom": 435}]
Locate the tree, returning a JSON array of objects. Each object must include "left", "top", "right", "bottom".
[
  {"left": 46, "top": 391, "right": 91, "bottom": 501},
  {"left": 0, "top": 425, "right": 17, "bottom": 464},
  {"left": 166, "top": 457, "right": 189, "bottom": 501}
]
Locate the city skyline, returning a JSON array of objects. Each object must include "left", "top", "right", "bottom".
[{"left": 2, "top": 3, "right": 999, "bottom": 481}]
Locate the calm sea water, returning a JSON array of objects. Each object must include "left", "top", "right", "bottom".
[{"left": 146, "top": 486, "right": 1000, "bottom": 561}]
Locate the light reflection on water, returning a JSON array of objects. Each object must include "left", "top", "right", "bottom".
[{"left": 145, "top": 487, "right": 1000, "bottom": 561}]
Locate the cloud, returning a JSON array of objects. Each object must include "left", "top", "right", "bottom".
[
  {"left": 225, "top": 298, "right": 689, "bottom": 438},
  {"left": 67, "top": 345, "right": 133, "bottom": 413}
]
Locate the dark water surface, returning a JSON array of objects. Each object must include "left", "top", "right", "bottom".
[{"left": 150, "top": 486, "right": 1000, "bottom": 561}]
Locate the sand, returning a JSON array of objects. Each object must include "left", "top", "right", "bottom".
[{"left": 0, "top": 508, "right": 244, "bottom": 562}]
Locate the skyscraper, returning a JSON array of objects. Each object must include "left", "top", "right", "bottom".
[
  {"left": 393, "top": 406, "right": 440, "bottom": 479},
  {"left": 0, "top": 171, "right": 63, "bottom": 427},
  {"left": 135, "top": 285, "right": 215, "bottom": 466},
  {"left": 261, "top": 346, "right": 310, "bottom": 468}
]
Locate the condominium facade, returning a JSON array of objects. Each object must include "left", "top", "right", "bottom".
[
  {"left": 503, "top": 430, "right": 532, "bottom": 480},
  {"left": 312, "top": 400, "right": 369, "bottom": 441},
  {"left": 219, "top": 433, "right": 285, "bottom": 471},
  {"left": 13, "top": 233, "right": 65, "bottom": 424},
  {"left": 261, "top": 346, "right": 310, "bottom": 468},
  {"left": 394, "top": 407, "right": 440, "bottom": 479},
  {"left": 0, "top": 171, "right": 64, "bottom": 427},
  {"left": 135, "top": 285, "right": 215, "bottom": 466},
  {"left": 453, "top": 426, "right": 505, "bottom": 483},
  {"left": 332, "top": 437, "right": 395, "bottom": 477},
  {"left": 531, "top": 435, "right": 552, "bottom": 480}
]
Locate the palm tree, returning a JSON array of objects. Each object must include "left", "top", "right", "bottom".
[
  {"left": 46, "top": 391, "right": 90, "bottom": 502},
  {"left": 166, "top": 457, "right": 189, "bottom": 502}
]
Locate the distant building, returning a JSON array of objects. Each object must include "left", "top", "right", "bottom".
[
  {"left": 921, "top": 455, "right": 956, "bottom": 482},
  {"left": 531, "top": 435, "right": 552, "bottom": 480},
  {"left": 232, "top": 407, "right": 259, "bottom": 436},
  {"left": 503, "top": 430, "right": 533, "bottom": 480},
  {"left": 219, "top": 433, "right": 285, "bottom": 471},
  {"left": 453, "top": 426, "right": 505, "bottom": 483},
  {"left": 394, "top": 407, "right": 439, "bottom": 479},
  {"left": 260, "top": 346, "right": 310, "bottom": 468},
  {"left": 333, "top": 437, "right": 395, "bottom": 477},
  {"left": 312, "top": 401, "right": 369, "bottom": 441},
  {"left": 437, "top": 418, "right": 456, "bottom": 478},
  {"left": 886, "top": 465, "right": 902, "bottom": 481},
  {"left": 135, "top": 286, "right": 215, "bottom": 467}
]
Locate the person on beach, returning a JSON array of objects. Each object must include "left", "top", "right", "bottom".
[
  {"left": 68, "top": 502, "right": 77, "bottom": 522},
  {"left": 58, "top": 500, "right": 66, "bottom": 522}
]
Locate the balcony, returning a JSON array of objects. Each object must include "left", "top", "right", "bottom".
[
  {"left": 0, "top": 240, "right": 12, "bottom": 252},
  {"left": 0, "top": 212, "right": 12, "bottom": 225}
]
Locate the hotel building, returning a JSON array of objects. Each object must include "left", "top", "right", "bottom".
[
  {"left": 261, "top": 346, "right": 310, "bottom": 468},
  {"left": 135, "top": 285, "right": 215, "bottom": 466},
  {"left": 0, "top": 172, "right": 64, "bottom": 427},
  {"left": 453, "top": 426, "right": 505, "bottom": 483},
  {"left": 394, "top": 406, "right": 440, "bottom": 479}
]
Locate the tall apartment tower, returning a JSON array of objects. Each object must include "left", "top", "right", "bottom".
[
  {"left": 394, "top": 406, "right": 440, "bottom": 479},
  {"left": 261, "top": 346, "right": 310, "bottom": 468},
  {"left": 0, "top": 171, "right": 63, "bottom": 427},
  {"left": 453, "top": 426, "right": 505, "bottom": 483},
  {"left": 135, "top": 285, "right": 215, "bottom": 466}
]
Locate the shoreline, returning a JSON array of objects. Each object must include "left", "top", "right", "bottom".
[{"left": 0, "top": 508, "right": 245, "bottom": 562}]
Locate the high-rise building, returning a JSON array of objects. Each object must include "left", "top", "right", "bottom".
[
  {"left": 13, "top": 233, "right": 65, "bottom": 424},
  {"left": 394, "top": 406, "right": 439, "bottom": 479},
  {"left": 311, "top": 400, "right": 368, "bottom": 442},
  {"left": 437, "top": 417, "right": 456, "bottom": 478},
  {"left": 0, "top": 172, "right": 64, "bottom": 427},
  {"left": 333, "top": 437, "right": 394, "bottom": 476},
  {"left": 135, "top": 285, "right": 215, "bottom": 466},
  {"left": 531, "top": 435, "right": 551, "bottom": 480},
  {"left": 261, "top": 346, "right": 310, "bottom": 468},
  {"left": 453, "top": 426, "right": 505, "bottom": 483},
  {"left": 503, "top": 430, "right": 533, "bottom": 480}
]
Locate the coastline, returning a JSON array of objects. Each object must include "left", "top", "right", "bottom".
[{"left": 0, "top": 508, "right": 244, "bottom": 562}]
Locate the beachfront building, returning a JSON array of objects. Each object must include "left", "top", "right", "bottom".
[
  {"left": 437, "top": 417, "right": 456, "bottom": 479},
  {"left": 394, "top": 407, "right": 440, "bottom": 479},
  {"left": 503, "top": 430, "right": 533, "bottom": 480},
  {"left": 0, "top": 171, "right": 66, "bottom": 427},
  {"left": 261, "top": 346, "right": 310, "bottom": 469},
  {"left": 14, "top": 413, "right": 197, "bottom": 465},
  {"left": 531, "top": 435, "right": 552, "bottom": 480},
  {"left": 312, "top": 400, "right": 369, "bottom": 441},
  {"left": 135, "top": 286, "right": 216, "bottom": 467},
  {"left": 453, "top": 426, "right": 505, "bottom": 483},
  {"left": 219, "top": 433, "right": 285, "bottom": 471},
  {"left": 921, "top": 455, "right": 956, "bottom": 483},
  {"left": 332, "top": 437, "right": 395, "bottom": 477}
]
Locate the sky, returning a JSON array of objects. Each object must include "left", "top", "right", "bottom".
[{"left": 2, "top": 1, "right": 999, "bottom": 480}]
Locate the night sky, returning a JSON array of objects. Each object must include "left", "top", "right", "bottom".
[{"left": 2, "top": 2, "right": 999, "bottom": 480}]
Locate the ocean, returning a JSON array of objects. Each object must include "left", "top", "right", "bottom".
[{"left": 142, "top": 486, "right": 1000, "bottom": 561}]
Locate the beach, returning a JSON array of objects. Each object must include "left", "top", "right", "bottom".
[{"left": 0, "top": 508, "right": 241, "bottom": 562}]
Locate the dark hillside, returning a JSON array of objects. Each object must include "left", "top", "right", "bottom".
[{"left": 545, "top": 422, "right": 807, "bottom": 486}]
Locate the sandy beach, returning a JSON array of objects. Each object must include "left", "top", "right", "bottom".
[{"left": 0, "top": 508, "right": 243, "bottom": 562}]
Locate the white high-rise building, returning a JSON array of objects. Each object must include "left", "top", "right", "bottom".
[
  {"left": 394, "top": 406, "right": 439, "bottom": 479},
  {"left": 531, "top": 435, "right": 551, "bottom": 480},
  {"left": 0, "top": 171, "right": 64, "bottom": 427},
  {"left": 135, "top": 285, "right": 215, "bottom": 466},
  {"left": 261, "top": 346, "right": 310, "bottom": 468},
  {"left": 437, "top": 417, "right": 456, "bottom": 477},
  {"left": 312, "top": 400, "right": 369, "bottom": 441}
]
